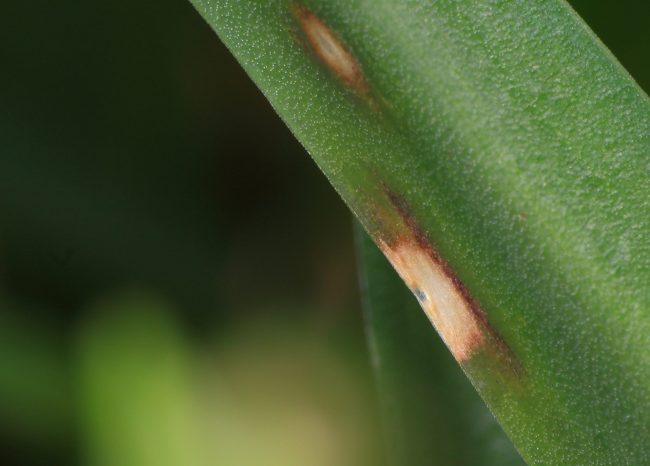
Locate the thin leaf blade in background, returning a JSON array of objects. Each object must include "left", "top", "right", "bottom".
[{"left": 356, "top": 226, "right": 524, "bottom": 466}]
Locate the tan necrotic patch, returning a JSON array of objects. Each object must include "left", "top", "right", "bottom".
[
  {"left": 293, "top": 5, "right": 368, "bottom": 95},
  {"left": 379, "top": 239, "right": 484, "bottom": 362}
]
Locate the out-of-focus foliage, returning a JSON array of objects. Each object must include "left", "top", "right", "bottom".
[
  {"left": 0, "top": 0, "right": 647, "bottom": 465},
  {"left": 76, "top": 293, "right": 383, "bottom": 466},
  {"left": 2, "top": 1, "right": 377, "bottom": 465},
  {"left": 0, "top": 300, "right": 71, "bottom": 445}
]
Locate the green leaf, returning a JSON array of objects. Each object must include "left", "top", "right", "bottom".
[{"left": 189, "top": 0, "right": 650, "bottom": 463}]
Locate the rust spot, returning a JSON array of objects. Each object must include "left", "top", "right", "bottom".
[
  {"left": 379, "top": 187, "right": 521, "bottom": 369},
  {"left": 518, "top": 212, "right": 528, "bottom": 221},
  {"left": 293, "top": 5, "right": 368, "bottom": 95},
  {"left": 380, "top": 238, "right": 484, "bottom": 361}
]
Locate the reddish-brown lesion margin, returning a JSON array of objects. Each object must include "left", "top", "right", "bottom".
[
  {"left": 292, "top": 4, "right": 371, "bottom": 99},
  {"left": 380, "top": 186, "right": 523, "bottom": 374}
]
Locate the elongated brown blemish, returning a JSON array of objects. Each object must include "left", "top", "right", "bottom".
[
  {"left": 379, "top": 187, "right": 520, "bottom": 369},
  {"left": 293, "top": 5, "right": 368, "bottom": 95},
  {"left": 379, "top": 238, "right": 484, "bottom": 362}
]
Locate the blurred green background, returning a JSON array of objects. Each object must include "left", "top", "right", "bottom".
[{"left": 0, "top": 1, "right": 647, "bottom": 465}]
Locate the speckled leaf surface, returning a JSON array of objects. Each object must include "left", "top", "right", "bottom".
[{"left": 188, "top": 0, "right": 650, "bottom": 464}]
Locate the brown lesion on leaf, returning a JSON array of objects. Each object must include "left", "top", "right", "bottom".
[
  {"left": 292, "top": 4, "right": 370, "bottom": 97},
  {"left": 379, "top": 237, "right": 484, "bottom": 362},
  {"left": 376, "top": 186, "right": 521, "bottom": 372}
]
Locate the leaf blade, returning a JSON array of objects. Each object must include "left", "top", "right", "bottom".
[{"left": 189, "top": 1, "right": 650, "bottom": 463}]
